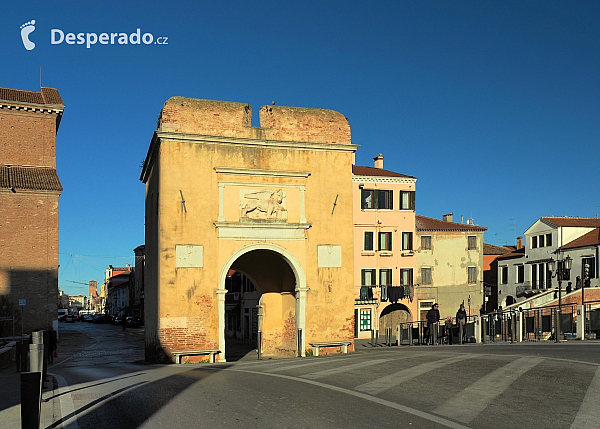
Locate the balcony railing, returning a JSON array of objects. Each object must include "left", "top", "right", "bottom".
[{"left": 355, "top": 285, "right": 414, "bottom": 303}]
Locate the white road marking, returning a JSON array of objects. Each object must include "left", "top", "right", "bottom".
[
  {"left": 301, "top": 358, "right": 392, "bottom": 380},
  {"left": 228, "top": 367, "right": 471, "bottom": 429},
  {"left": 355, "top": 353, "right": 477, "bottom": 395},
  {"left": 434, "top": 356, "right": 543, "bottom": 424},
  {"left": 571, "top": 366, "right": 600, "bottom": 428}
]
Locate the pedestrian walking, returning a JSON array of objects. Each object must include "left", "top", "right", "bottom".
[
  {"left": 426, "top": 303, "right": 440, "bottom": 345},
  {"left": 456, "top": 303, "right": 467, "bottom": 343}
]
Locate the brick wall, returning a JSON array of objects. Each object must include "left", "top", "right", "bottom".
[
  {"left": 0, "top": 190, "right": 60, "bottom": 332},
  {"left": 0, "top": 110, "right": 58, "bottom": 167},
  {"left": 158, "top": 97, "right": 351, "bottom": 145},
  {"left": 0, "top": 89, "right": 62, "bottom": 333}
]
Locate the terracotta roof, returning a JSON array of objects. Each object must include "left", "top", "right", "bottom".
[
  {"left": 416, "top": 215, "right": 487, "bottom": 232},
  {"left": 352, "top": 165, "right": 415, "bottom": 179},
  {"left": 542, "top": 217, "right": 600, "bottom": 228},
  {"left": 0, "top": 165, "right": 62, "bottom": 191},
  {"left": 483, "top": 243, "right": 513, "bottom": 255},
  {"left": 495, "top": 247, "right": 526, "bottom": 260},
  {"left": 560, "top": 228, "right": 600, "bottom": 250},
  {"left": 0, "top": 87, "right": 63, "bottom": 107}
]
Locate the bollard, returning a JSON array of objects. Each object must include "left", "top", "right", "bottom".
[
  {"left": 297, "top": 328, "right": 302, "bottom": 357},
  {"left": 29, "top": 343, "right": 44, "bottom": 375},
  {"left": 42, "top": 330, "right": 49, "bottom": 382},
  {"left": 370, "top": 329, "right": 375, "bottom": 347},
  {"left": 396, "top": 325, "right": 401, "bottom": 346},
  {"left": 257, "top": 330, "right": 262, "bottom": 360},
  {"left": 21, "top": 372, "right": 41, "bottom": 429}
]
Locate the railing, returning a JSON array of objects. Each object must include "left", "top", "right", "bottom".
[
  {"left": 391, "top": 303, "right": 596, "bottom": 346},
  {"left": 396, "top": 316, "right": 477, "bottom": 346},
  {"left": 354, "top": 285, "right": 414, "bottom": 303}
]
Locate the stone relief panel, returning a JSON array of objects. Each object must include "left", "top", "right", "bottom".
[{"left": 239, "top": 189, "right": 288, "bottom": 221}]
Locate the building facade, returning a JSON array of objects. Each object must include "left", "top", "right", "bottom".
[
  {"left": 352, "top": 155, "right": 418, "bottom": 339},
  {"left": 416, "top": 214, "right": 486, "bottom": 320},
  {"left": 140, "top": 97, "right": 357, "bottom": 362},
  {"left": 0, "top": 86, "right": 64, "bottom": 333},
  {"left": 497, "top": 217, "right": 600, "bottom": 307}
]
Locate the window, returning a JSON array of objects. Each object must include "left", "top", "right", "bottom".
[
  {"left": 468, "top": 236, "right": 477, "bottom": 250},
  {"left": 421, "top": 267, "right": 432, "bottom": 285},
  {"left": 583, "top": 257, "right": 596, "bottom": 279},
  {"left": 402, "top": 232, "right": 413, "bottom": 251},
  {"left": 361, "top": 269, "right": 376, "bottom": 286},
  {"left": 538, "top": 234, "right": 545, "bottom": 248},
  {"left": 359, "top": 309, "right": 371, "bottom": 331},
  {"left": 501, "top": 266, "right": 508, "bottom": 284},
  {"left": 379, "top": 269, "right": 392, "bottom": 286},
  {"left": 363, "top": 231, "right": 374, "bottom": 251},
  {"left": 517, "top": 265, "right": 524, "bottom": 284},
  {"left": 400, "top": 268, "right": 413, "bottom": 286},
  {"left": 361, "top": 189, "right": 374, "bottom": 209},
  {"left": 531, "top": 265, "right": 538, "bottom": 289},
  {"left": 361, "top": 189, "right": 393, "bottom": 210},
  {"left": 378, "top": 232, "right": 392, "bottom": 251},
  {"left": 421, "top": 236, "right": 432, "bottom": 250},
  {"left": 546, "top": 233, "right": 552, "bottom": 247},
  {"left": 468, "top": 267, "right": 477, "bottom": 284},
  {"left": 531, "top": 236, "right": 538, "bottom": 249},
  {"left": 399, "top": 191, "right": 415, "bottom": 210}
]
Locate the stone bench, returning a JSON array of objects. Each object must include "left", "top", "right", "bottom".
[
  {"left": 309, "top": 341, "right": 351, "bottom": 357},
  {"left": 172, "top": 349, "right": 220, "bottom": 364}
]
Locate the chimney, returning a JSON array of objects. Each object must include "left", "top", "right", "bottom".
[
  {"left": 517, "top": 236, "right": 523, "bottom": 249},
  {"left": 443, "top": 213, "right": 453, "bottom": 223},
  {"left": 373, "top": 154, "right": 384, "bottom": 169}
]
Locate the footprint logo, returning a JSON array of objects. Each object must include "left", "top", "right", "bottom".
[{"left": 20, "top": 20, "right": 36, "bottom": 51}]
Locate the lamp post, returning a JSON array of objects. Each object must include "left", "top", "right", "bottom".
[{"left": 548, "top": 253, "right": 572, "bottom": 342}]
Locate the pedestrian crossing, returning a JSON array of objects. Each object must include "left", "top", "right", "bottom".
[{"left": 227, "top": 349, "right": 600, "bottom": 428}]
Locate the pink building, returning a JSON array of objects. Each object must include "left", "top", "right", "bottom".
[{"left": 353, "top": 155, "right": 418, "bottom": 339}]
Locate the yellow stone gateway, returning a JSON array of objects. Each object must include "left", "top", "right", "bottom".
[{"left": 140, "top": 97, "right": 358, "bottom": 362}]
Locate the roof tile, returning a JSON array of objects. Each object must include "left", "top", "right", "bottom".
[
  {"left": 542, "top": 217, "right": 600, "bottom": 228},
  {"left": 0, "top": 165, "right": 62, "bottom": 191},
  {"left": 0, "top": 86, "right": 63, "bottom": 107},
  {"left": 561, "top": 228, "right": 600, "bottom": 250},
  {"left": 352, "top": 165, "right": 415, "bottom": 179},
  {"left": 416, "top": 214, "right": 487, "bottom": 232}
]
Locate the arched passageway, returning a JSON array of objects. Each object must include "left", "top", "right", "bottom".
[
  {"left": 219, "top": 245, "right": 307, "bottom": 361},
  {"left": 379, "top": 303, "right": 412, "bottom": 332}
]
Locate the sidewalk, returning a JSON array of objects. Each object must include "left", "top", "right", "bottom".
[{"left": 0, "top": 345, "right": 59, "bottom": 429}]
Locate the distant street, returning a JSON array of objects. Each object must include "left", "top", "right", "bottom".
[{"left": 48, "top": 322, "right": 600, "bottom": 429}]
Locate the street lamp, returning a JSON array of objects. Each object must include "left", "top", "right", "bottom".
[{"left": 548, "top": 253, "right": 572, "bottom": 342}]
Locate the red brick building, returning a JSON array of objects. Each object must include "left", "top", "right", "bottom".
[{"left": 0, "top": 86, "right": 64, "bottom": 333}]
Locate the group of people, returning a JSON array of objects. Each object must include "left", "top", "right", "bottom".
[{"left": 425, "top": 302, "right": 468, "bottom": 345}]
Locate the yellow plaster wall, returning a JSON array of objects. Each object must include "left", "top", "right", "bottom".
[
  {"left": 142, "top": 97, "right": 356, "bottom": 361},
  {"left": 416, "top": 230, "right": 485, "bottom": 319}
]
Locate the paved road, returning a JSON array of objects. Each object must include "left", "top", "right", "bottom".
[{"left": 43, "top": 322, "right": 600, "bottom": 428}]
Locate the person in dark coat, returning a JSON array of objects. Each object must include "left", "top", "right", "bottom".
[
  {"left": 426, "top": 303, "right": 440, "bottom": 345},
  {"left": 456, "top": 304, "right": 467, "bottom": 343},
  {"left": 48, "top": 329, "right": 57, "bottom": 364}
]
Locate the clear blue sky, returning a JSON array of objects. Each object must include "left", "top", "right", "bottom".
[{"left": 3, "top": 1, "right": 600, "bottom": 296}]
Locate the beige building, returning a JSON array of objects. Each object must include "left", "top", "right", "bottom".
[
  {"left": 140, "top": 97, "right": 358, "bottom": 362},
  {"left": 416, "top": 214, "right": 487, "bottom": 320},
  {"left": 353, "top": 155, "right": 418, "bottom": 339}
]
